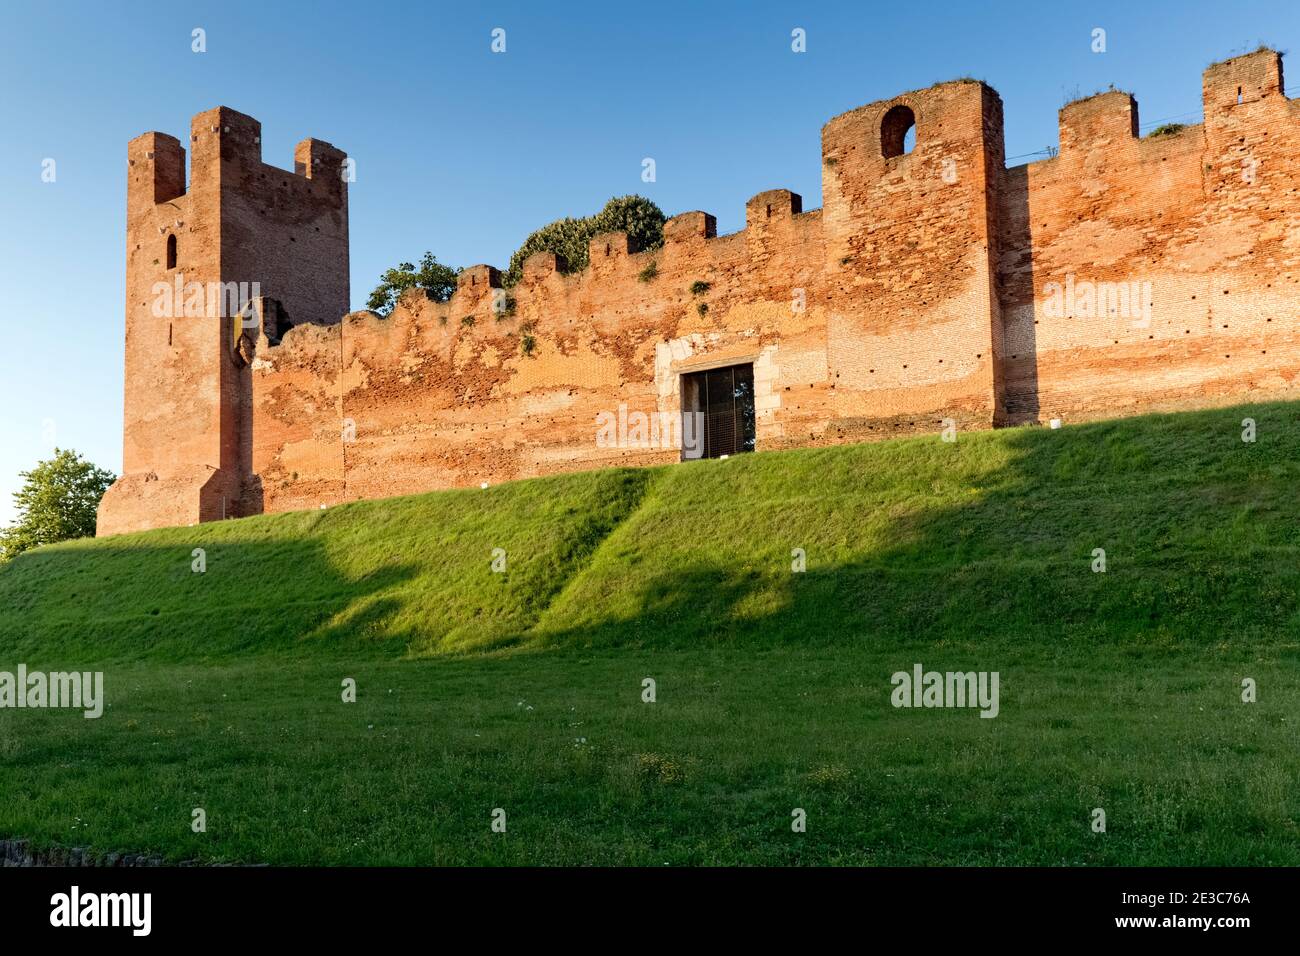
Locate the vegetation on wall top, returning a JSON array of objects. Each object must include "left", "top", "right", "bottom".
[
  {"left": 1146, "top": 122, "right": 1187, "bottom": 138},
  {"left": 502, "top": 195, "right": 666, "bottom": 287},
  {"left": 367, "top": 195, "right": 668, "bottom": 312},
  {"left": 366, "top": 252, "right": 460, "bottom": 317}
]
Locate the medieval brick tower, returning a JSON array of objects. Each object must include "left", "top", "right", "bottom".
[{"left": 97, "top": 107, "right": 348, "bottom": 536}]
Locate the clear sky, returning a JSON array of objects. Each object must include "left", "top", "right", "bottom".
[{"left": 1, "top": 0, "right": 1298, "bottom": 526}]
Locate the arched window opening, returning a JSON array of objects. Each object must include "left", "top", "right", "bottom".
[
  {"left": 166, "top": 234, "right": 178, "bottom": 270},
  {"left": 881, "top": 105, "right": 917, "bottom": 158}
]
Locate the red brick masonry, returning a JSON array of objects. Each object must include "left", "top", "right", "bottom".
[{"left": 98, "top": 49, "right": 1300, "bottom": 535}]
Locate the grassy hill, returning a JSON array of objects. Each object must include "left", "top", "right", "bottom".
[
  {"left": 7, "top": 400, "right": 1300, "bottom": 661},
  {"left": 1, "top": 402, "right": 1298, "bottom": 864}
]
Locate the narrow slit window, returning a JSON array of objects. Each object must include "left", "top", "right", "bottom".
[{"left": 166, "top": 234, "right": 177, "bottom": 270}]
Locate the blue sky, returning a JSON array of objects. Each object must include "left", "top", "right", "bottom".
[{"left": 1, "top": 0, "right": 1297, "bottom": 526}]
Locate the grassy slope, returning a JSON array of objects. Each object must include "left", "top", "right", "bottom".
[
  {"left": 0, "top": 466, "right": 654, "bottom": 661},
  {"left": 1, "top": 402, "right": 1298, "bottom": 864},
  {"left": 537, "top": 401, "right": 1300, "bottom": 652}
]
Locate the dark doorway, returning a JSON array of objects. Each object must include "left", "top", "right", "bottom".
[{"left": 680, "top": 363, "right": 756, "bottom": 460}]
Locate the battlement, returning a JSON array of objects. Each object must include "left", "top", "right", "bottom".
[
  {"left": 101, "top": 49, "right": 1300, "bottom": 536},
  {"left": 1058, "top": 91, "right": 1138, "bottom": 153},
  {"left": 457, "top": 264, "right": 502, "bottom": 291},
  {"left": 1203, "top": 47, "right": 1284, "bottom": 112},
  {"left": 663, "top": 211, "right": 717, "bottom": 243},
  {"left": 127, "top": 132, "right": 186, "bottom": 206},
  {"left": 127, "top": 107, "right": 348, "bottom": 211},
  {"left": 1007, "top": 46, "right": 1295, "bottom": 175}
]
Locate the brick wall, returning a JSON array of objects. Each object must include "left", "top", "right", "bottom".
[
  {"left": 98, "top": 108, "right": 348, "bottom": 535},
  {"left": 999, "top": 49, "right": 1300, "bottom": 424},
  {"left": 99, "top": 49, "right": 1300, "bottom": 534}
]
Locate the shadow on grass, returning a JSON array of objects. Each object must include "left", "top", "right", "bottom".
[
  {"left": 0, "top": 466, "right": 657, "bottom": 664},
  {"left": 0, "top": 532, "right": 421, "bottom": 664},
  {"left": 528, "top": 401, "right": 1300, "bottom": 659},
  {"left": 5, "top": 403, "right": 1299, "bottom": 664}
]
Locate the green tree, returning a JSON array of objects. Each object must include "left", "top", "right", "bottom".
[
  {"left": 366, "top": 252, "right": 460, "bottom": 317},
  {"left": 0, "top": 449, "right": 115, "bottom": 560},
  {"left": 502, "top": 195, "right": 666, "bottom": 286}
]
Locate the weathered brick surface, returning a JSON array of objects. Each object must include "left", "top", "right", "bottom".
[
  {"left": 100, "top": 107, "right": 349, "bottom": 535},
  {"left": 98, "top": 50, "right": 1300, "bottom": 535},
  {"left": 998, "top": 50, "right": 1300, "bottom": 425}
]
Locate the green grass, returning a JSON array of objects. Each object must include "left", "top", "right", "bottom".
[
  {"left": 0, "top": 467, "right": 654, "bottom": 661},
  {"left": 2, "top": 402, "right": 1298, "bottom": 864}
]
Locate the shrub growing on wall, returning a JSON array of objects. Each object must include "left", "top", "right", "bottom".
[
  {"left": 368, "top": 196, "right": 668, "bottom": 306},
  {"left": 502, "top": 195, "right": 666, "bottom": 286},
  {"left": 367, "top": 252, "right": 460, "bottom": 316}
]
